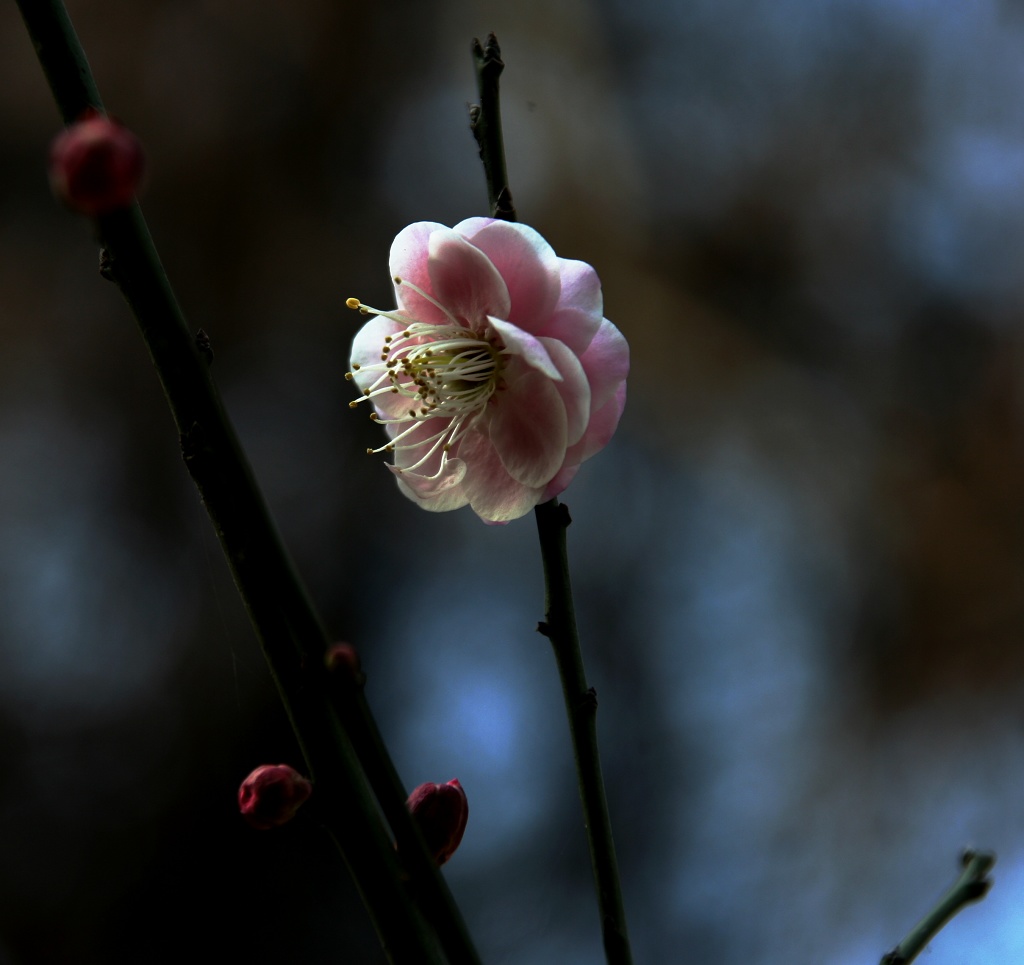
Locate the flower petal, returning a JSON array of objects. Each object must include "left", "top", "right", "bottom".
[
  {"left": 393, "top": 458, "right": 470, "bottom": 512},
  {"left": 387, "top": 418, "right": 471, "bottom": 510},
  {"left": 541, "top": 382, "right": 626, "bottom": 502},
  {"left": 458, "top": 432, "right": 545, "bottom": 521},
  {"left": 389, "top": 222, "right": 451, "bottom": 325},
  {"left": 543, "top": 258, "right": 604, "bottom": 354},
  {"left": 578, "top": 317, "right": 630, "bottom": 411},
  {"left": 487, "top": 317, "right": 561, "bottom": 381},
  {"left": 489, "top": 368, "right": 568, "bottom": 487},
  {"left": 561, "top": 379, "right": 627, "bottom": 472},
  {"left": 452, "top": 216, "right": 495, "bottom": 238},
  {"left": 428, "top": 229, "right": 511, "bottom": 326},
  {"left": 455, "top": 220, "right": 562, "bottom": 335},
  {"left": 539, "top": 336, "right": 591, "bottom": 446},
  {"left": 542, "top": 463, "right": 580, "bottom": 501}
]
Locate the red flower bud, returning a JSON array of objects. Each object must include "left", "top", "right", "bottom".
[
  {"left": 49, "top": 110, "right": 144, "bottom": 216},
  {"left": 325, "top": 642, "right": 362, "bottom": 681},
  {"left": 238, "top": 764, "right": 312, "bottom": 830},
  {"left": 406, "top": 779, "right": 468, "bottom": 865}
]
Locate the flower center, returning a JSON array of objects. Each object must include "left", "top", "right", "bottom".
[{"left": 345, "top": 277, "right": 506, "bottom": 479}]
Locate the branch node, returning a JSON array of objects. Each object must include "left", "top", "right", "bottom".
[
  {"left": 494, "top": 186, "right": 516, "bottom": 220},
  {"left": 536, "top": 620, "right": 551, "bottom": 637},
  {"left": 557, "top": 502, "right": 573, "bottom": 528},
  {"left": 98, "top": 246, "right": 115, "bottom": 281},
  {"left": 195, "top": 328, "right": 214, "bottom": 364}
]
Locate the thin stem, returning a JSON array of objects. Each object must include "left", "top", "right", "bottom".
[
  {"left": 469, "top": 33, "right": 633, "bottom": 965},
  {"left": 534, "top": 500, "right": 634, "bottom": 965},
  {"left": 16, "top": 2, "right": 480, "bottom": 962},
  {"left": 880, "top": 850, "right": 996, "bottom": 965},
  {"left": 327, "top": 664, "right": 483, "bottom": 965},
  {"left": 469, "top": 34, "right": 517, "bottom": 222}
]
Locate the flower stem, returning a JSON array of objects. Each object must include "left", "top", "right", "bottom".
[
  {"left": 470, "top": 33, "right": 634, "bottom": 965},
  {"left": 880, "top": 850, "right": 996, "bottom": 965},
  {"left": 16, "top": 2, "right": 480, "bottom": 962},
  {"left": 470, "top": 34, "right": 517, "bottom": 222},
  {"left": 534, "top": 500, "right": 634, "bottom": 965}
]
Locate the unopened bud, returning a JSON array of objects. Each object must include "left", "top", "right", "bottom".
[
  {"left": 406, "top": 779, "right": 468, "bottom": 865},
  {"left": 49, "top": 110, "right": 144, "bottom": 216},
  {"left": 238, "top": 764, "right": 312, "bottom": 830},
  {"left": 325, "top": 642, "right": 363, "bottom": 682}
]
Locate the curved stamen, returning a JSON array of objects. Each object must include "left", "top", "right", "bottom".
[{"left": 345, "top": 291, "right": 506, "bottom": 479}]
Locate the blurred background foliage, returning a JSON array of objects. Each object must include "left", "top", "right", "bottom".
[{"left": 3, "top": 0, "right": 1024, "bottom": 962}]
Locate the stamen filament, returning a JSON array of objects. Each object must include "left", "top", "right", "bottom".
[{"left": 346, "top": 287, "right": 507, "bottom": 481}]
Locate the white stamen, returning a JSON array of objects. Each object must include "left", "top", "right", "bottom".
[{"left": 345, "top": 290, "right": 506, "bottom": 480}]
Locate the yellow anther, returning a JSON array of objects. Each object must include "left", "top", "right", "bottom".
[{"left": 345, "top": 297, "right": 361, "bottom": 310}]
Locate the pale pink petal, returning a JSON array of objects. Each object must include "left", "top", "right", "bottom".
[
  {"left": 487, "top": 317, "right": 561, "bottom": 380},
  {"left": 564, "top": 380, "right": 627, "bottom": 467},
  {"left": 387, "top": 418, "right": 471, "bottom": 510},
  {"left": 428, "top": 229, "right": 511, "bottom": 325},
  {"left": 578, "top": 317, "right": 630, "bottom": 411},
  {"left": 488, "top": 369, "right": 568, "bottom": 487},
  {"left": 452, "top": 217, "right": 496, "bottom": 239},
  {"left": 539, "top": 306, "right": 604, "bottom": 358},
  {"left": 542, "top": 463, "right": 580, "bottom": 501},
  {"left": 542, "top": 259, "right": 604, "bottom": 354},
  {"left": 389, "top": 222, "right": 450, "bottom": 325},
  {"left": 455, "top": 221, "right": 562, "bottom": 334},
  {"left": 458, "top": 432, "right": 545, "bottom": 521},
  {"left": 554, "top": 258, "right": 603, "bottom": 318},
  {"left": 393, "top": 458, "right": 470, "bottom": 512},
  {"left": 539, "top": 337, "right": 591, "bottom": 446}
]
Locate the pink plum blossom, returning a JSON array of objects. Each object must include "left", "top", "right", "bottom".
[{"left": 345, "top": 219, "right": 628, "bottom": 522}]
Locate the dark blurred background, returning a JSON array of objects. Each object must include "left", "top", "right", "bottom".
[{"left": 3, "top": 0, "right": 1024, "bottom": 962}]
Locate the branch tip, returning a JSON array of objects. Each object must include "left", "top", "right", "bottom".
[{"left": 880, "top": 849, "right": 996, "bottom": 965}]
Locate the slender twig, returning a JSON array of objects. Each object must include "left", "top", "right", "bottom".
[
  {"left": 326, "top": 662, "right": 483, "bottom": 965},
  {"left": 16, "top": 2, "right": 481, "bottom": 962},
  {"left": 469, "top": 34, "right": 517, "bottom": 221},
  {"left": 880, "top": 850, "right": 996, "bottom": 965},
  {"left": 534, "top": 501, "right": 634, "bottom": 965},
  {"left": 469, "top": 34, "right": 633, "bottom": 965}
]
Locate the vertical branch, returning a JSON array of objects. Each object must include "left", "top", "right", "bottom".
[
  {"left": 469, "top": 34, "right": 517, "bottom": 222},
  {"left": 16, "top": 2, "right": 481, "bottom": 962},
  {"left": 534, "top": 501, "right": 634, "bottom": 965},
  {"left": 469, "top": 33, "right": 634, "bottom": 964}
]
